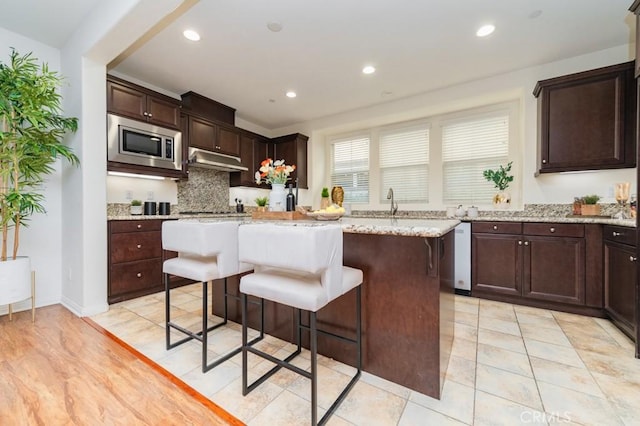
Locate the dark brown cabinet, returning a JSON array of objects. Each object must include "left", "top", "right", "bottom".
[
  {"left": 604, "top": 225, "right": 637, "bottom": 341},
  {"left": 108, "top": 219, "right": 190, "bottom": 304},
  {"left": 230, "top": 133, "right": 269, "bottom": 187},
  {"left": 533, "top": 61, "right": 636, "bottom": 174},
  {"left": 108, "top": 220, "right": 163, "bottom": 303},
  {"left": 472, "top": 222, "right": 602, "bottom": 314},
  {"left": 186, "top": 115, "right": 240, "bottom": 157},
  {"left": 107, "top": 75, "right": 181, "bottom": 129},
  {"left": 472, "top": 222, "right": 523, "bottom": 296},
  {"left": 272, "top": 133, "right": 309, "bottom": 189}
]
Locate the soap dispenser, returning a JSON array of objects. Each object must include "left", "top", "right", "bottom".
[{"left": 286, "top": 184, "right": 295, "bottom": 211}]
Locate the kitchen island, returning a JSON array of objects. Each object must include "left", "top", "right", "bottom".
[{"left": 205, "top": 217, "right": 458, "bottom": 399}]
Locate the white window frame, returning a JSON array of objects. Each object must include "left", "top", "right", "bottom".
[{"left": 325, "top": 101, "right": 520, "bottom": 211}]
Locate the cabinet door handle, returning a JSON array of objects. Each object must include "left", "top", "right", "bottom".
[
  {"left": 493, "top": 225, "right": 498, "bottom": 230},
  {"left": 518, "top": 240, "right": 523, "bottom": 245},
  {"left": 137, "top": 244, "right": 142, "bottom": 249},
  {"left": 136, "top": 273, "right": 142, "bottom": 278},
  {"left": 549, "top": 227, "right": 555, "bottom": 233},
  {"left": 524, "top": 241, "right": 529, "bottom": 246},
  {"left": 137, "top": 224, "right": 142, "bottom": 229},
  {"left": 542, "top": 159, "right": 547, "bottom": 164},
  {"left": 612, "top": 231, "right": 621, "bottom": 237},
  {"left": 424, "top": 239, "right": 433, "bottom": 273},
  {"left": 147, "top": 113, "right": 152, "bottom": 118},
  {"left": 630, "top": 256, "right": 637, "bottom": 262},
  {"left": 143, "top": 112, "right": 148, "bottom": 116}
]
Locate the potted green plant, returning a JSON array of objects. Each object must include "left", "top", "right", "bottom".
[
  {"left": 0, "top": 49, "right": 79, "bottom": 311},
  {"left": 483, "top": 162, "right": 514, "bottom": 209},
  {"left": 320, "top": 187, "right": 330, "bottom": 209},
  {"left": 130, "top": 199, "right": 143, "bottom": 215},
  {"left": 254, "top": 196, "right": 268, "bottom": 212},
  {"left": 581, "top": 194, "right": 601, "bottom": 216}
]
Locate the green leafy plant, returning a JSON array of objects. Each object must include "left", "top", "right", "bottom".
[
  {"left": 483, "top": 162, "right": 514, "bottom": 191},
  {"left": 130, "top": 199, "right": 142, "bottom": 206},
  {"left": 0, "top": 49, "right": 79, "bottom": 261},
  {"left": 321, "top": 187, "right": 330, "bottom": 198},
  {"left": 254, "top": 196, "right": 268, "bottom": 207},
  {"left": 582, "top": 194, "right": 601, "bottom": 205}
]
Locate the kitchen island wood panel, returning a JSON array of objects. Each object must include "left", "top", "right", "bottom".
[{"left": 212, "top": 229, "right": 455, "bottom": 399}]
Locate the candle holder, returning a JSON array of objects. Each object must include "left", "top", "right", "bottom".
[{"left": 613, "top": 182, "right": 630, "bottom": 219}]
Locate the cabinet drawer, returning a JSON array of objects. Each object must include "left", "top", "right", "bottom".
[
  {"left": 110, "top": 220, "right": 162, "bottom": 233},
  {"left": 472, "top": 222, "right": 522, "bottom": 234},
  {"left": 109, "top": 259, "right": 162, "bottom": 295},
  {"left": 604, "top": 225, "right": 636, "bottom": 246},
  {"left": 523, "top": 223, "right": 584, "bottom": 238},
  {"left": 110, "top": 231, "right": 162, "bottom": 263}
]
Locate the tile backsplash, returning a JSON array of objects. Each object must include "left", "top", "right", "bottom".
[{"left": 177, "top": 168, "right": 230, "bottom": 211}]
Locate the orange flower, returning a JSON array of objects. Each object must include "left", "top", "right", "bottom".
[{"left": 254, "top": 158, "right": 296, "bottom": 185}]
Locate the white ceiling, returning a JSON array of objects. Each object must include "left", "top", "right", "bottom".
[{"left": 0, "top": 0, "right": 635, "bottom": 130}]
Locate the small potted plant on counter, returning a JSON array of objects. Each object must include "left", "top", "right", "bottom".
[
  {"left": 483, "top": 162, "right": 514, "bottom": 209},
  {"left": 254, "top": 196, "right": 268, "bottom": 212},
  {"left": 320, "top": 187, "right": 331, "bottom": 210},
  {"left": 581, "top": 194, "right": 601, "bottom": 216},
  {"left": 130, "top": 199, "right": 143, "bottom": 215}
]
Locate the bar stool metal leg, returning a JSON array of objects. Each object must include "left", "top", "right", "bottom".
[{"left": 310, "top": 311, "right": 318, "bottom": 426}]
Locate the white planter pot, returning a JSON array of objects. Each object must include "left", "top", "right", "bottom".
[
  {"left": 130, "top": 205, "right": 143, "bottom": 215},
  {"left": 492, "top": 191, "right": 511, "bottom": 209},
  {"left": 269, "top": 183, "right": 287, "bottom": 212},
  {"left": 0, "top": 257, "right": 31, "bottom": 305}
]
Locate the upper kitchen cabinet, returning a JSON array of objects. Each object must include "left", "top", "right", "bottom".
[
  {"left": 107, "top": 75, "right": 181, "bottom": 130},
  {"left": 186, "top": 115, "right": 240, "bottom": 157},
  {"left": 272, "top": 133, "right": 309, "bottom": 189},
  {"left": 181, "top": 91, "right": 235, "bottom": 125},
  {"left": 230, "top": 132, "right": 269, "bottom": 187},
  {"left": 533, "top": 61, "right": 636, "bottom": 174}
]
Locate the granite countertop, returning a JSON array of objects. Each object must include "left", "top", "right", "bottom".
[
  {"left": 460, "top": 215, "right": 636, "bottom": 227},
  {"left": 107, "top": 204, "right": 636, "bottom": 237}
]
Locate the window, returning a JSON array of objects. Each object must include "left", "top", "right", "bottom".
[
  {"left": 330, "top": 135, "right": 370, "bottom": 203},
  {"left": 442, "top": 114, "right": 509, "bottom": 204},
  {"left": 325, "top": 101, "right": 517, "bottom": 208},
  {"left": 379, "top": 124, "right": 429, "bottom": 203}
]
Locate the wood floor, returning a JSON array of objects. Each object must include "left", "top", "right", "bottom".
[{"left": 0, "top": 304, "right": 241, "bottom": 425}]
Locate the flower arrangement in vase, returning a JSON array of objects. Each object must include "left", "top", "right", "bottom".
[
  {"left": 482, "top": 162, "right": 514, "bottom": 209},
  {"left": 254, "top": 158, "right": 296, "bottom": 211}
]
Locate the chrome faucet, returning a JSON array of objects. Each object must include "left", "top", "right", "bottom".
[{"left": 387, "top": 187, "right": 398, "bottom": 216}]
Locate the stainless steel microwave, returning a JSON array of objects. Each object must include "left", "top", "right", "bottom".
[{"left": 107, "top": 114, "right": 182, "bottom": 171}]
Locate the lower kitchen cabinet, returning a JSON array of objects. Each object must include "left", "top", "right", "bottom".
[
  {"left": 472, "top": 221, "right": 602, "bottom": 315},
  {"left": 108, "top": 219, "right": 189, "bottom": 304},
  {"left": 604, "top": 225, "right": 637, "bottom": 341}
]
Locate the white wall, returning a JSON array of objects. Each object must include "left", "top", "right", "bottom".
[
  {"left": 0, "top": 30, "right": 65, "bottom": 314},
  {"left": 257, "top": 44, "right": 636, "bottom": 210}
]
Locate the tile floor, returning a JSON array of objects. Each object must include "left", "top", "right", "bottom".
[{"left": 91, "top": 284, "right": 640, "bottom": 425}]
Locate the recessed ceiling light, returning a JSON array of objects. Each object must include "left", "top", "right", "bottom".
[
  {"left": 286, "top": 91, "right": 297, "bottom": 98},
  {"left": 267, "top": 21, "right": 283, "bottom": 32},
  {"left": 476, "top": 24, "right": 495, "bottom": 37},
  {"left": 183, "top": 29, "right": 201, "bottom": 41},
  {"left": 362, "top": 65, "right": 376, "bottom": 75}
]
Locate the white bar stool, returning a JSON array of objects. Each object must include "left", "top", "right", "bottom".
[
  {"left": 238, "top": 223, "right": 363, "bottom": 425},
  {"left": 162, "top": 220, "right": 263, "bottom": 372}
]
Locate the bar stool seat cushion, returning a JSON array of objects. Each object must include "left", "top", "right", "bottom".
[
  {"left": 341, "top": 266, "right": 363, "bottom": 295},
  {"left": 163, "top": 255, "right": 220, "bottom": 282}
]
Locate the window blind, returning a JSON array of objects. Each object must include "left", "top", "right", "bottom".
[
  {"left": 379, "top": 125, "right": 429, "bottom": 203},
  {"left": 331, "top": 136, "right": 370, "bottom": 203},
  {"left": 442, "top": 114, "right": 509, "bottom": 204}
]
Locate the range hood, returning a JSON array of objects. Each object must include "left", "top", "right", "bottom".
[{"left": 187, "top": 147, "right": 248, "bottom": 172}]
